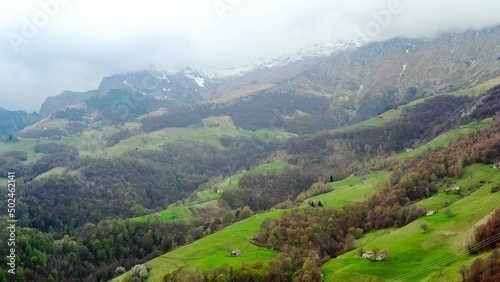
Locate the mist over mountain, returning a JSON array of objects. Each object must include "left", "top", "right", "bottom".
[
  {"left": 2, "top": 0, "right": 500, "bottom": 112},
  {"left": 22, "top": 26, "right": 496, "bottom": 134}
]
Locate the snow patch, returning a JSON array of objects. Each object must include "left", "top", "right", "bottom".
[
  {"left": 398, "top": 64, "right": 408, "bottom": 80},
  {"left": 158, "top": 74, "right": 170, "bottom": 83},
  {"left": 184, "top": 68, "right": 206, "bottom": 87}
]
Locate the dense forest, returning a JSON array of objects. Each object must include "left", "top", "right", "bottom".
[
  {"left": 1, "top": 137, "right": 280, "bottom": 234},
  {"left": 142, "top": 91, "right": 341, "bottom": 134}
]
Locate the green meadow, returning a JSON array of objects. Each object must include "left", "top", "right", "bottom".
[
  {"left": 307, "top": 171, "right": 391, "bottom": 208},
  {"left": 105, "top": 126, "right": 292, "bottom": 156},
  {"left": 0, "top": 118, "right": 293, "bottom": 163}
]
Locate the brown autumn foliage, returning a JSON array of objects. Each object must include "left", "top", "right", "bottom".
[
  {"left": 473, "top": 208, "right": 500, "bottom": 253},
  {"left": 464, "top": 250, "right": 500, "bottom": 282}
]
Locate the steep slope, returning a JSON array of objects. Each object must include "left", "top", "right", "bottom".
[
  {"left": 0, "top": 107, "right": 37, "bottom": 136},
  {"left": 322, "top": 165, "right": 500, "bottom": 282},
  {"left": 112, "top": 88, "right": 500, "bottom": 281}
]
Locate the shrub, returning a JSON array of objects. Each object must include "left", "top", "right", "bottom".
[
  {"left": 491, "top": 184, "right": 500, "bottom": 193},
  {"left": 131, "top": 264, "right": 148, "bottom": 280},
  {"left": 444, "top": 208, "right": 454, "bottom": 218},
  {"left": 2, "top": 150, "right": 27, "bottom": 161}
]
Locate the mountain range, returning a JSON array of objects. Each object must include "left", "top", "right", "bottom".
[{"left": 1, "top": 26, "right": 499, "bottom": 138}]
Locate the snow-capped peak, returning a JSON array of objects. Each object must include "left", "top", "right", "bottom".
[
  {"left": 137, "top": 38, "right": 366, "bottom": 82},
  {"left": 204, "top": 38, "right": 366, "bottom": 78}
]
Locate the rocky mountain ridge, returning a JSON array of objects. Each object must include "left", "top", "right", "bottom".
[{"left": 14, "top": 25, "right": 500, "bottom": 134}]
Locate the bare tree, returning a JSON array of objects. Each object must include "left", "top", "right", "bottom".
[
  {"left": 420, "top": 221, "right": 430, "bottom": 233},
  {"left": 457, "top": 265, "right": 468, "bottom": 282},
  {"left": 444, "top": 208, "right": 454, "bottom": 218},
  {"left": 382, "top": 249, "right": 390, "bottom": 260}
]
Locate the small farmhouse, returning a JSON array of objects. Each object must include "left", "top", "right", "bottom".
[
  {"left": 426, "top": 211, "right": 437, "bottom": 216},
  {"left": 361, "top": 251, "right": 374, "bottom": 259},
  {"left": 230, "top": 250, "right": 242, "bottom": 256}
]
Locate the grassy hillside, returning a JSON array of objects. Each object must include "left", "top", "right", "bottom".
[
  {"left": 390, "top": 119, "right": 492, "bottom": 159},
  {"left": 322, "top": 164, "right": 500, "bottom": 282},
  {"left": 130, "top": 162, "right": 288, "bottom": 223},
  {"left": 306, "top": 170, "right": 390, "bottom": 208},
  {"left": 104, "top": 126, "right": 291, "bottom": 156},
  {"left": 118, "top": 161, "right": 386, "bottom": 281},
  {"left": 114, "top": 210, "right": 285, "bottom": 282},
  {"left": 0, "top": 119, "right": 292, "bottom": 163},
  {"left": 34, "top": 167, "right": 67, "bottom": 180},
  {"left": 337, "top": 76, "right": 500, "bottom": 132}
]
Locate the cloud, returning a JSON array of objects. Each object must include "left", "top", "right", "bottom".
[{"left": 0, "top": 0, "right": 499, "bottom": 112}]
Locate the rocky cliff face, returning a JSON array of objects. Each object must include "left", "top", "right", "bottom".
[{"left": 0, "top": 108, "right": 38, "bottom": 136}]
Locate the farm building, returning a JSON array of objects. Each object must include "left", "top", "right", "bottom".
[
  {"left": 426, "top": 211, "right": 437, "bottom": 216},
  {"left": 230, "top": 250, "right": 242, "bottom": 256},
  {"left": 361, "top": 251, "right": 374, "bottom": 259}
]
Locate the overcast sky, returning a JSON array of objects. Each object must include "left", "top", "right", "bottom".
[{"left": 1, "top": 0, "right": 499, "bottom": 112}]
